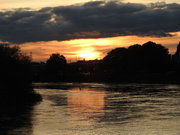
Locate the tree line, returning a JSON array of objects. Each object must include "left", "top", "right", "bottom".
[
  {"left": 33, "top": 41, "right": 180, "bottom": 83},
  {"left": 1, "top": 41, "right": 180, "bottom": 86},
  {"left": 103, "top": 41, "right": 170, "bottom": 73},
  {"left": 0, "top": 44, "right": 41, "bottom": 106}
]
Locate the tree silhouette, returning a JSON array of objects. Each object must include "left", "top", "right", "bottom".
[
  {"left": 0, "top": 45, "right": 32, "bottom": 88},
  {"left": 0, "top": 44, "right": 41, "bottom": 104},
  {"left": 171, "top": 42, "right": 180, "bottom": 72},
  {"left": 46, "top": 53, "right": 67, "bottom": 73},
  {"left": 102, "top": 41, "right": 170, "bottom": 74},
  {"left": 175, "top": 42, "right": 180, "bottom": 55},
  {"left": 125, "top": 44, "right": 143, "bottom": 73},
  {"left": 103, "top": 47, "right": 127, "bottom": 71},
  {"left": 142, "top": 41, "right": 170, "bottom": 72}
]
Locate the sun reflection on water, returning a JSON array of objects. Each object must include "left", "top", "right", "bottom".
[
  {"left": 67, "top": 87, "right": 105, "bottom": 125},
  {"left": 30, "top": 83, "right": 180, "bottom": 135}
]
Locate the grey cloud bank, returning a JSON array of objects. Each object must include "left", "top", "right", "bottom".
[{"left": 0, "top": 1, "right": 180, "bottom": 44}]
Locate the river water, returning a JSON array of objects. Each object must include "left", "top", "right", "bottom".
[{"left": 1, "top": 83, "right": 180, "bottom": 135}]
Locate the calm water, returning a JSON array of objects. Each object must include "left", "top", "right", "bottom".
[{"left": 1, "top": 83, "right": 180, "bottom": 135}]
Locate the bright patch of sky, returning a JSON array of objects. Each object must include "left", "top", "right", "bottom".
[
  {"left": 0, "top": 0, "right": 179, "bottom": 10},
  {"left": 1, "top": 0, "right": 180, "bottom": 61}
]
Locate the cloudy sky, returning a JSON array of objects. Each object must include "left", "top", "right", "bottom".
[{"left": 0, "top": 0, "right": 180, "bottom": 61}]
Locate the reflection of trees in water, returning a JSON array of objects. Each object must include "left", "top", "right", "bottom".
[
  {"left": 0, "top": 43, "right": 42, "bottom": 135},
  {"left": 0, "top": 105, "right": 35, "bottom": 135},
  {"left": 47, "top": 94, "right": 67, "bottom": 107},
  {"left": 33, "top": 83, "right": 180, "bottom": 129},
  {"left": 101, "top": 84, "right": 180, "bottom": 125},
  {"left": 42, "top": 84, "right": 150, "bottom": 125},
  {"left": 103, "top": 95, "right": 148, "bottom": 125}
]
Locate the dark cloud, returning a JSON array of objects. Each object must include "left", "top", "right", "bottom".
[{"left": 0, "top": 1, "right": 179, "bottom": 43}]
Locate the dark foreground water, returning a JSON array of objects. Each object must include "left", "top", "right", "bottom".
[{"left": 1, "top": 83, "right": 180, "bottom": 135}]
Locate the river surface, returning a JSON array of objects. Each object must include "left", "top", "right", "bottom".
[{"left": 1, "top": 83, "right": 180, "bottom": 135}]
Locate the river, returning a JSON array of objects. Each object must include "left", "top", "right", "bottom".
[{"left": 1, "top": 83, "right": 180, "bottom": 135}]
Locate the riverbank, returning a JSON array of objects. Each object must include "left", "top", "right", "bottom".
[
  {"left": 32, "top": 71, "right": 180, "bottom": 84},
  {"left": 0, "top": 85, "right": 42, "bottom": 108}
]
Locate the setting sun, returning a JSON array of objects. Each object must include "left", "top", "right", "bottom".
[{"left": 77, "top": 50, "right": 100, "bottom": 60}]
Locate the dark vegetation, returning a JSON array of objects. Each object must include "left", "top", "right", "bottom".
[
  {"left": 0, "top": 41, "right": 180, "bottom": 110},
  {"left": 0, "top": 44, "right": 42, "bottom": 107},
  {"left": 32, "top": 41, "right": 180, "bottom": 83},
  {"left": 46, "top": 53, "right": 67, "bottom": 74}
]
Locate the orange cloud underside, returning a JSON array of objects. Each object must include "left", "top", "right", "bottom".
[{"left": 20, "top": 32, "right": 180, "bottom": 62}]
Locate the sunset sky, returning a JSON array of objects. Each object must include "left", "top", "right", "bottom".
[{"left": 0, "top": 0, "right": 180, "bottom": 62}]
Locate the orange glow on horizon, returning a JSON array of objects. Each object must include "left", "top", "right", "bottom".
[{"left": 19, "top": 32, "right": 180, "bottom": 62}]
